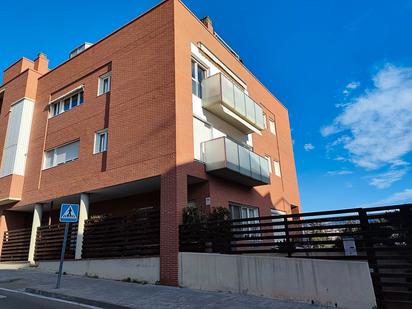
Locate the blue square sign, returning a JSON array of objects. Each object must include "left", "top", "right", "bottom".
[{"left": 60, "top": 204, "right": 80, "bottom": 223}]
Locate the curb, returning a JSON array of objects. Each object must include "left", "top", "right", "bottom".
[
  {"left": 25, "top": 288, "right": 130, "bottom": 309},
  {"left": 0, "top": 278, "right": 22, "bottom": 283}
]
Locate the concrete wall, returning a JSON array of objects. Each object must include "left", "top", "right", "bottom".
[
  {"left": 0, "top": 262, "right": 29, "bottom": 270},
  {"left": 37, "top": 257, "right": 160, "bottom": 284},
  {"left": 179, "top": 253, "right": 376, "bottom": 309}
]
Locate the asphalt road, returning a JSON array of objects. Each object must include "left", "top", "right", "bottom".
[{"left": 0, "top": 288, "right": 100, "bottom": 309}]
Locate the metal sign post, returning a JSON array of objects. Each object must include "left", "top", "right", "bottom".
[
  {"left": 56, "top": 203, "right": 80, "bottom": 289},
  {"left": 56, "top": 222, "right": 69, "bottom": 288}
]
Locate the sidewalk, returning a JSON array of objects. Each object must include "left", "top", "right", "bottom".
[{"left": 0, "top": 268, "right": 332, "bottom": 309}]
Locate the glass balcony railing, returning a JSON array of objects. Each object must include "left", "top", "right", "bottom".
[
  {"left": 202, "top": 73, "right": 265, "bottom": 133},
  {"left": 201, "top": 137, "right": 270, "bottom": 186}
]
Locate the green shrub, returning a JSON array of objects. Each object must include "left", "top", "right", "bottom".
[
  {"left": 182, "top": 205, "right": 205, "bottom": 225},
  {"left": 208, "top": 207, "right": 231, "bottom": 222}
]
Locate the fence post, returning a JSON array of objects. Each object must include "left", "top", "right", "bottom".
[
  {"left": 400, "top": 206, "right": 412, "bottom": 292},
  {"left": 359, "top": 209, "right": 383, "bottom": 307},
  {"left": 224, "top": 220, "right": 232, "bottom": 254},
  {"left": 284, "top": 217, "right": 292, "bottom": 257},
  {"left": 359, "top": 209, "right": 374, "bottom": 261},
  {"left": 400, "top": 206, "right": 412, "bottom": 247}
]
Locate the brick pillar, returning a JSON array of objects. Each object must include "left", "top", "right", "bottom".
[
  {"left": 0, "top": 213, "right": 6, "bottom": 258},
  {"left": 159, "top": 167, "right": 187, "bottom": 286}
]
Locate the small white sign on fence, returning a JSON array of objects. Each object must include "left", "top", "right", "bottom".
[{"left": 343, "top": 237, "right": 357, "bottom": 256}]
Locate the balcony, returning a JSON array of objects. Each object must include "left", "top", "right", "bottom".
[
  {"left": 202, "top": 73, "right": 265, "bottom": 134},
  {"left": 201, "top": 137, "right": 270, "bottom": 186}
]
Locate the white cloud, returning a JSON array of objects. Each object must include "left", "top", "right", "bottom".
[
  {"left": 335, "top": 102, "right": 351, "bottom": 108},
  {"left": 334, "top": 156, "right": 348, "bottom": 162},
  {"left": 322, "top": 64, "right": 412, "bottom": 188},
  {"left": 304, "top": 143, "right": 315, "bottom": 151},
  {"left": 326, "top": 170, "right": 353, "bottom": 176},
  {"left": 367, "top": 167, "right": 409, "bottom": 189},
  {"left": 321, "top": 125, "right": 340, "bottom": 136},
  {"left": 342, "top": 81, "right": 360, "bottom": 96},
  {"left": 361, "top": 188, "right": 412, "bottom": 207},
  {"left": 346, "top": 81, "right": 360, "bottom": 90}
]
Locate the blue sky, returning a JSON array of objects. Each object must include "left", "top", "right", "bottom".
[{"left": 1, "top": 0, "right": 412, "bottom": 212}]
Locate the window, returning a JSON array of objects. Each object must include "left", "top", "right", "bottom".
[
  {"left": 263, "top": 112, "right": 267, "bottom": 129},
  {"left": 269, "top": 118, "right": 276, "bottom": 135},
  {"left": 0, "top": 98, "right": 34, "bottom": 177},
  {"left": 230, "top": 204, "right": 259, "bottom": 220},
  {"left": 94, "top": 129, "right": 108, "bottom": 154},
  {"left": 265, "top": 155, "right": 272, "bottom": 174},
  {"left": 271, "top": 209, "right": 286, "bottom": 243},
  {"left": 274, "top": 160, "right": 281, "bottom": 177},
  {"left": 98, "top": 72, "right": 111, "bottom": 95},
  {"left": 49, "top": 91, "right": 84, "bottom": 118},
  {"left": 51, "top": 101, "right": 60, "bottom": 116},
  {"left": 0, "top": 91, "right": 4, "bottom": 114},
  {"left": 191, "top": 60, "right": 206, "bottom": 98},
  {"left": 44, "top": 140, "right": 80, "bottom": 169},
  {"left": 230, "top": 204, "right": 260, "bottom": 238}
]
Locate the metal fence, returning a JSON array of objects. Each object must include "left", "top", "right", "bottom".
[
  {"left": 35, "top": 223, "right": 78, "bottom": 261},
  {"left": 0, "top": 228, "right": 31, "bottom": 262},
  {"left": 180, "top": 204, "right": 412, "bottom": 308},
  {"left": 82, "top": 208, "right": 160, "bottom": 259}
]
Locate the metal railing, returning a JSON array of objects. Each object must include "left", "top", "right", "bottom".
[
  {"left": 180, "top": 203, "right": 412, "bottom": 308},
  {"left": 214, "top": 32, "right": 241, "bottom": 61}
]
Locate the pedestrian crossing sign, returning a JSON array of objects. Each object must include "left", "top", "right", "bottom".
[{"left": 60, "top": 204, "right": 80, "bottom": 223}]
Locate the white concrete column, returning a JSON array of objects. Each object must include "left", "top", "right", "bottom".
[
  {"left": 0, "top": 213, "right": 7, "bottom": 257},
  {"left": 75, "top": 193, "right": 89, "bottom": 260},
  {"left": 28, "top": 204, "right": 42, "bottom": 264}
]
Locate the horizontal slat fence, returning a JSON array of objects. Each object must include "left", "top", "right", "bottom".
[
  {"left": 0, "top": 228, "right": 31, "bottom": 262},
  {"left": 180, "top": 204, "right": 412, "bottom": 308},
  {"left": 34, "top": 223, "right": 78, "bottom": 261},
  {"left": 82, "top": 208, "right": 160, "bottom": 259}
]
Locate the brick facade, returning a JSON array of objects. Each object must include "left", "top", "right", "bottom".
[{"left": 0, "top": 0, "right": 299, "bottom": 285}]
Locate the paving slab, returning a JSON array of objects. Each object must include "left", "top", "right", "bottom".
[{"left": 0, "top": 269, "right": 334, "bottom": 309}]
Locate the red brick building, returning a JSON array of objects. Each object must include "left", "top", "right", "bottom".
[{"left": 0, "top": 0, "right": 299, "bottom": 285}]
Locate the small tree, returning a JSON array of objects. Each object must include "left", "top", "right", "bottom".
[
  {"left": 208, "top": 207, "right": 231, "bottom": 222},
  {"left": 182, "top": 205, "right": 205, "bottom": 225},
  {"left": 207, "top": 207, "right": 232, "bottom": 253}
]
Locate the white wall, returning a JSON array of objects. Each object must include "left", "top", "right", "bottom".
[
  {"left": 0, "top": 262, "right": 30, "bottom": 270},
  {"left": 179, "top": 253, "right": 376, "bottom": 309},
  {"left": 37, "top": 257, "right": 160, "bottom": 284},
  {"left": 191, "top": 43, "right": 252, "bottom": 161},
  {"left": 0, "top": 98, "right": 35, "bottom": 177}
]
